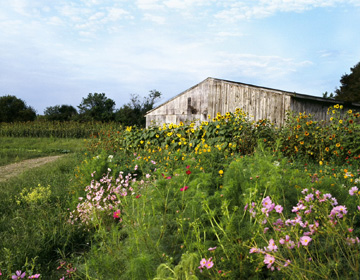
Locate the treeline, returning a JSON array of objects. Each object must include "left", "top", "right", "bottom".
[{"left": 0, "top": 90, "right": 161, "bottom": 127}]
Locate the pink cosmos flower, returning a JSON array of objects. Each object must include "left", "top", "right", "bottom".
[
  {"left": 199, "top": 257, "right": 214, "bottom": 270},
  {"left": 180, "top": 186, "right": 189, "bottom": 191},
  {"left": 208, "top": 246, "right": 217, "bottom": 251},
  {"left": 267, "top": 239, "right": 278, "bottom": 252},
  {"left": 200, "top": 258, "right": 207, "bottom": 267},
  {"left": 28, "top": 274, "right": 41, "bottom": 279},
  {"left": 205, "top": 259, "right": 214, "bottom": 269},
  {"left": 300, "top": 236, "right": 312, "bottom": 246},
  {"left": 12, "top": 271, "right": 26, "bottom": 280},
  {"left": 329, "top": 205, "right": 347, "bottom": 219},
  {"left": 262, "top": 196, "right": 275, "bottom": 211},
  {"left": 349, "top": 186, "right": 358, "bottom": 196},
  {"left": 304, "top": 193, "right": 314, "bottom": 202},
  {"left": 264, "top": 254, "right": 275, "bottom": 269},
  {"left": 275, "top": 205, "right": 283, "bottom": 213},
  {"left": 249, "top": 247, "right": 259, "bottom": 253}
]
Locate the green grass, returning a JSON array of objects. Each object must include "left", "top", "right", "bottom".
[
  {"left": 0, "top": 137, "right": 86, "bottom": 166},
  {"left": 0, "top": 153, "right": 89, "bottom": 279}
]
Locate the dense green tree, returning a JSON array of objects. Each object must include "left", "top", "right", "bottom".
[
  {"left": 44, "top": 105, "right": 78, "bottom": 121},
  {"left": 0, "top": 95, "right": 36, "bottom": 122},
  {"left": 335, "top": 62, "right": 360, "bottom": 103},
  {"left": 115, "top": 90, "right": 161, "bottom": 127},
  {"left": 77, "top": 93, "right": 115, "bottom": 122}
]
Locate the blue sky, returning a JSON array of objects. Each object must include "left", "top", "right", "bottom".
[{"left": 1, "top": 0, "right": 360, "bottom": 114}]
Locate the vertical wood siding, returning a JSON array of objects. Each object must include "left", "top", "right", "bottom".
[{"left": 146, "top": 78, "right": 360, "bottom": 127}]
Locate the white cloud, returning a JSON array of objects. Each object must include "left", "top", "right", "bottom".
[
  {"left": 136, "top": 0, "right": 163, "bottom": 10},
  {"left": 215, "top": 0, "right": 358, "bottom": 21},
  {"left": 143, "top": 13, "right": 166, "bottom": 24},
  {"left": 107, "top": 8, "right": 131, "bottom": 21}
]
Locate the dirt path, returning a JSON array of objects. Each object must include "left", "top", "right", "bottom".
[{"left": 0, "top": 155, "right": 65, "bottom": 183}]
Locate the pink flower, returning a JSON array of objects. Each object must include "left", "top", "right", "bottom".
[
  {"left": 28, "top": 274, "right": 41, "bottom": 279},
  {"left": 262, "top": 196, "right": 275, "bottom": 211},
  {"left": 349, "top": 186, "right": 358, "bottom": 196},
  {"left": 300, "top": 236, "right": 312, "bottom": 246},
  {"left": 199, "top": 257, "right": 214, "bottom": 270},
  {"left": 249, "top": 247, "right": 259, "bottom": 254},
  {"left": 205, "top": 258, "right": 214, "bottom": 269},
  {"left": 275, "top": 205, "right": 283, "bottom": 213},
  {"left": 329, "top": 205, "right": 347, "bottom": 219},
  {"left": 208, "top": 246, "right": 217, "bottom": 251},
  {"left": 244, "top": 203, "right": 248, "bottom": 211},
  {"left": 12, "top": 271, "right": 26, "bottom": 280},
  {"left": 267, "top": 239, "right": 278, "bottom": 252},
  {"left": 186, "top": 165, "right": 190, "bottom": 169},
  {"left": 199, "top": 258, "right": 207, "bottom": 267},
  {"left": 180, "top": 186, "right": 189, "bottom": 191},
  {"left": 264, "top": 254, "right": 275, "bottom": 269},
  {"left": 305, "top": 193, "right": 314, "bottom": 202},
  {"left": 113, "top": 209, "right": 121, "bottom": 219}
]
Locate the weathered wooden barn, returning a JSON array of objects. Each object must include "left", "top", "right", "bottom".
[{"left": 145, "top": 77, "right": 360, "bottom": 127}]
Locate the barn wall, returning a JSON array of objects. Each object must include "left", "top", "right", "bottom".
[
  {"left": 207, "top": 79, "right": 292, "bottom": 126},
  {"left": 146, "top": 78, "right": 360, "bottom": 128},
  {"left": 290, "top": 98, "right": 334, "bottom": 122}
]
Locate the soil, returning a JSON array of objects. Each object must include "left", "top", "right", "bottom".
[{"left": 0, "top": 155, "right": 65, "bottom": 183}]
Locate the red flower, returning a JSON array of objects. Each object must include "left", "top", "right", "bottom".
[
  {"left": 180, "top": 186, "right": 189, "bottom": 191},
  {"left": 186, "top": 170, "right": 191, "bottom": 175},
  {"left": 113, "top": 210, "right": 121, "bottom": 219}
]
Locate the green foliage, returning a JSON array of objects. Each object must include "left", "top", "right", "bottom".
[
  {"left": 335, "top": 61, "right": 360, "bottom": 103},
  {"left": 115, "top": 90, "right": 161, "bottom": 127},
  {"left": 0, "top": 95, "right": 36, "bottom": 122},
  {"left": 0, "top": 120, "right": 120, "bottom": 138},
  {"left": 44, "top": 104, "right": 78, "bottom": 121},
  {"left": 0, "top": 154, "right": 89, "bottom": 279},
  {"left": 77, "top": 93, "right": 116, "bottom": 122}
]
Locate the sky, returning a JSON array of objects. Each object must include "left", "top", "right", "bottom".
[{"left": 1, "top": 0, "right": 360, "bottom": 114}]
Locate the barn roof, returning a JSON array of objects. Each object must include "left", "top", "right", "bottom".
[{"left": 146, "top": 77, "right": 360, "bottom": 115}]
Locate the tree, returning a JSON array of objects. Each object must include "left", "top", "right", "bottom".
[
  {"left": 44, "top": 105, "right": 78, "bottom": 121},
  {"left": 0, "top": 95, "right": 36, "bottom": 122},
  {"left": 322, "top": 91, "right": 334, "bottom": 99},
  {"left": 115, "top": 90, "right": 161, "bottom": 127},
  {"left": 334, "top": 62, "right": 360, "bottom": 103},
  {"left": 77, "top": 93, "right": 115, "bottom": 122}
]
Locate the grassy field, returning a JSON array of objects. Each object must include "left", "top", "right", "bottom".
[
  {"left": 0, "top": 137, "right": 88, "bottom": 279},
  {"left": 0, "top": 137, "right": 86, "bottom": 166}
]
